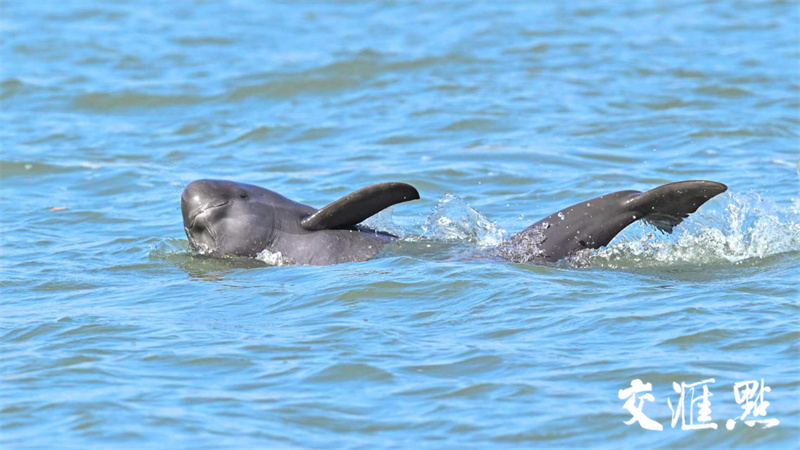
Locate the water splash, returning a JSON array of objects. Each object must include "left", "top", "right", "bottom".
[
  {"left": 420, "top": 194, "right": 508, "bottom": 247},
  {"left": 362, "top": 206, "right": 405, "bottom": 238},
  {"left": 256, "top": 249, "right": 294, "bottom": 266},
  {"left": 795, "top": 157, "right": 800, "bottom": 212},
  {"left": 575, "top": 191, "right": 800, "bottom": 269},
  {"left": 414, "top": 190, "right": 799, "bottom": 269},
  {"left": 158, "top": 188, "right": 799, "bottom": 270},
  {"left": 494, "top": 222, "right": 549, "bottom": 263}
]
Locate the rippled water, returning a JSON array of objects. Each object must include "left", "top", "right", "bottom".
[{"left": 2, "top": 1, "right": 799, "bottom": 448}]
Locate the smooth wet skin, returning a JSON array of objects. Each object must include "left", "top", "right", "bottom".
[
  {"left": 181, "top": 179, "right": 416, "bottom": 265},
  {"left": 504, "top": 180, "right": 729, "bottom": 262},
  {"left": 182, "top": 179, "right": 727, "bottom": 265}
]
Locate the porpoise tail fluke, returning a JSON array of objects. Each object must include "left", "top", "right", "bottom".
[{"left": 503, "top": 180, "right": 727, "bottom": 262}]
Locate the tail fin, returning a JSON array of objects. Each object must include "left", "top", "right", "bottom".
[
  {"left": 626, "top": 180, "right": 727, "bottom": 233},
  {"left": 503, "top": 180, "right": 727, "bottom": 263}
]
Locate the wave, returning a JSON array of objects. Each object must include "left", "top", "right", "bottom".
[{"left": 71, "top": 92, "right": 210, "bottom": 111}]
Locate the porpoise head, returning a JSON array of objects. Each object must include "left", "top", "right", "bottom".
[
  {"left": 181, "top": 179, "right": 419, "bottom": 264},
  {"left": 181, "top": 179, "right": 284, "bottom": 257}
]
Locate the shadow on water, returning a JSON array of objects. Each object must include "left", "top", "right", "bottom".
[{"left": 149, "top": 238, "right": 268, "bottom": 280}]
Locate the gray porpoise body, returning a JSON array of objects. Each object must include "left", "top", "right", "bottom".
[
  {"left": 181, "top": 179, "right": 727, "bottom": 266},
  {"left": 181, "top": 179, "right": 419, "bottom": 265},
  {"left": 501, "top": 180, "right": 728, "bottom": 262}
]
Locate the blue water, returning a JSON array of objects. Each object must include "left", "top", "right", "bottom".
[{"left": 2, "top": 1, "right": 799, "bottom": 448}]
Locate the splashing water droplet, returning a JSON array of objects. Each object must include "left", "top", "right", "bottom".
[
  {"left": 256, "top": 249, "right": 293, "bottom": 266},
  {"left": 421, "top": 194, "right": 507, "bottom": 246},
  {"left": 363, "top": 206, "right": 405, "bottom": 238},
  {"left": 574, "top": 191, "right": 800, "bottom": 269}
]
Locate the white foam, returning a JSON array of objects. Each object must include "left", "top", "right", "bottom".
[
  {"left": 577, "top": 192, "right": 800, "bottom": 269},
  {"left": 420, "top": 194, "right": 508, "bottom": 247},
  {"left": 256, "top": 249, "right": 293, "bottom": 266}
]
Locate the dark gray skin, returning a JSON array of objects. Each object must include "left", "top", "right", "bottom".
[
  {"left": 181, "top": 179, "right": 419, "bottom": 265},
  {"left": 501, "top": 180, "right": 728, "bottom": 262},
  {"left": 181, "top": 179, "right": 727, "bottom": 265}
]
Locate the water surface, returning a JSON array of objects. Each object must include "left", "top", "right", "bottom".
[{"left": 2, "top": 1, "right": 799, "bottom": 448}]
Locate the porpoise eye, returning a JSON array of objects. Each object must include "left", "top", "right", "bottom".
[{"left": 239, "top": 192, "right": 248, "bottom": 199}]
